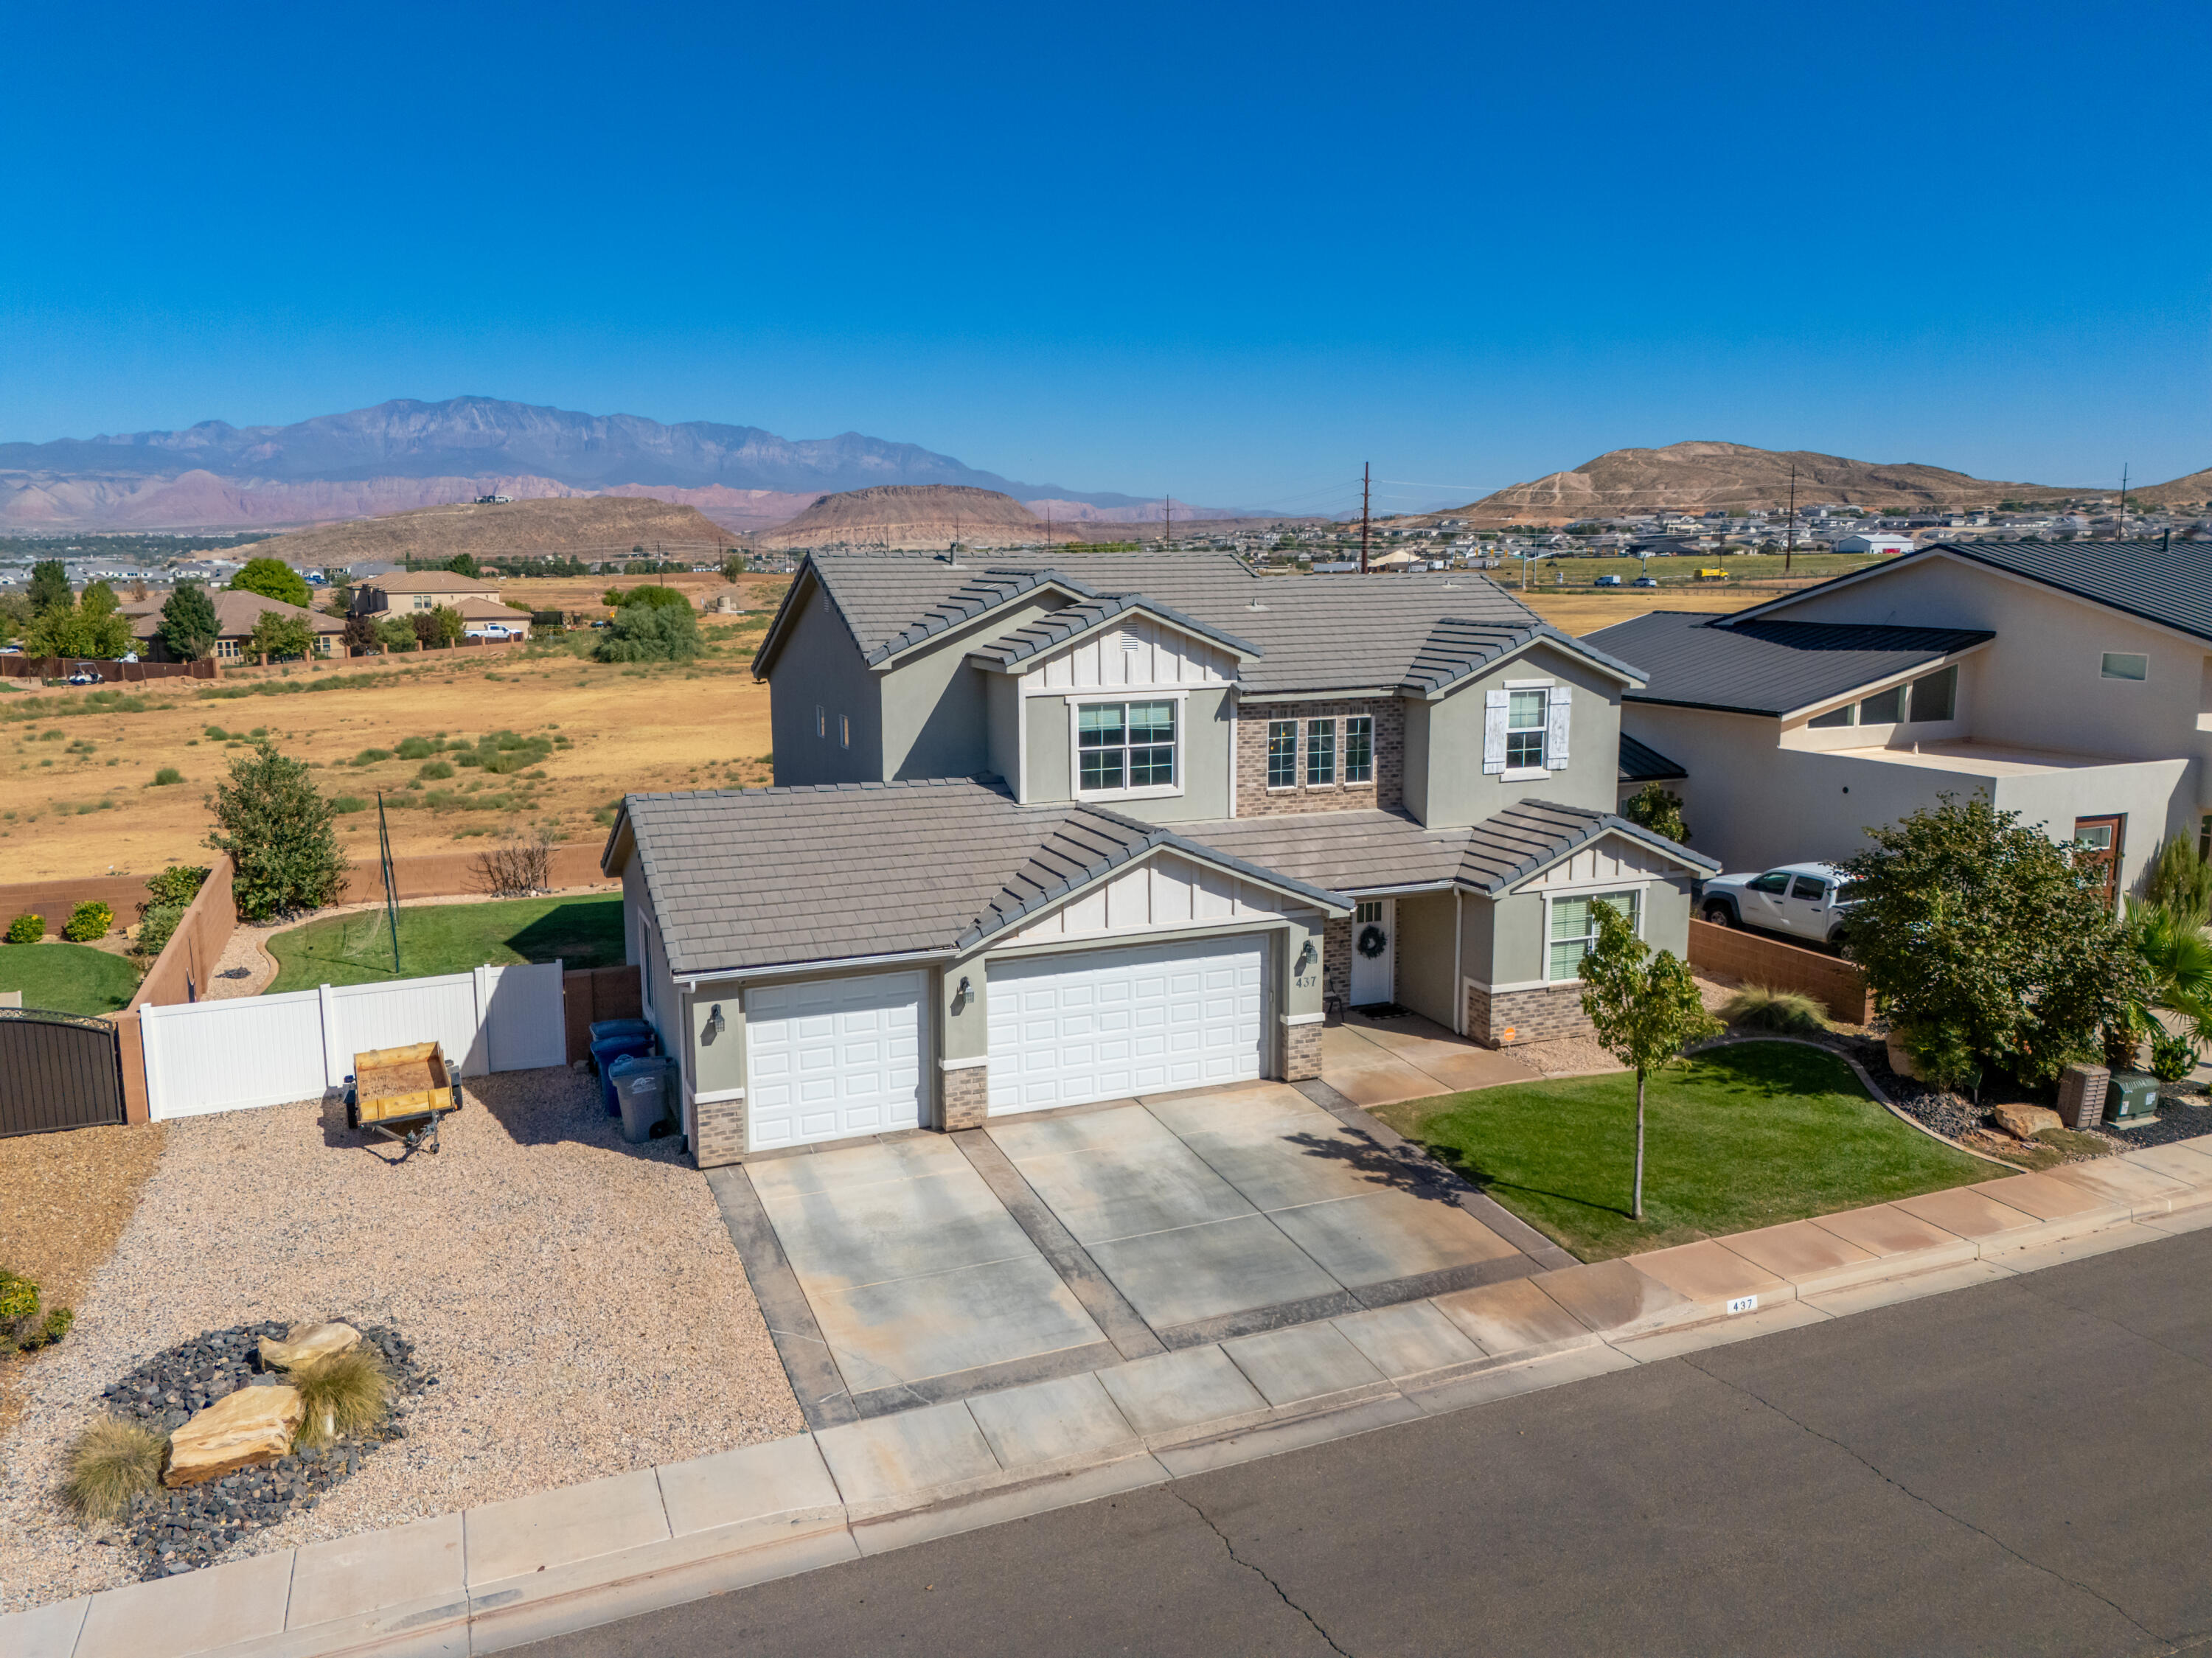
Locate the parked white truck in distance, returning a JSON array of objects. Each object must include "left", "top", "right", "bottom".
[{"left": 1699, "top": 862, "right": 1854, "bottom": 946}]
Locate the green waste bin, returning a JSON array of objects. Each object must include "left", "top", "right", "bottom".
[{"left": 2107, "top": 1070, "right": 2161, "bottom": 1124}]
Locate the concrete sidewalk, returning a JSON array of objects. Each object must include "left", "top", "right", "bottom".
[{"left": 16, "top": 1132, "right": 2212, "bottom": 1658}]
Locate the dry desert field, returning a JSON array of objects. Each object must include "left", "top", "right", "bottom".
[{"left": 0, "top": 591, "right": 783, "bottom": 883}]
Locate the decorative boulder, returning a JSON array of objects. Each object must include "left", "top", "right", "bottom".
[
  {"left": 259, "top": 1321, "right": 361, "bottom": 1371},
  {"left": 1885, "top": 1035, "right": 1921, "bottom": 1081},
  {"left": 164, "top": 1384, "right": 305, "bottom": 1486},
  {"left": 1992, "top": 1104, "right": 2064, "bottom": 1141}
]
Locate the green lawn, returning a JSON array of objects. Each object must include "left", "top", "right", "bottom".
[
  {"left": 0, "top": 941, "right": 142, "bottom": 1016},
  {"left": 268, "top": 895, "right": 625, "bottom": 992},
  {"left": 1371, "top": 1041, "right": 1991, "bottom": 1261}
]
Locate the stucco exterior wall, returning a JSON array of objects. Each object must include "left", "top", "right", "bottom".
[
  {"left": 880, "top": 596, "right": 1064, "bottom": 781},
  {"left": 1411, "top": 642, "right": 1623, "bottom": 827},
  {"left": 1393, "top": 891, "right": 1459, "bottom": 1028},
  {"left": 1233, "top": 696, "right": 1405, "bottom": 816},
  {"left": 985, "top": 672, "right": 1021, "bottom": 790},
  {"left": 767, "top": 579, "right": 883, "bottom": 786}
]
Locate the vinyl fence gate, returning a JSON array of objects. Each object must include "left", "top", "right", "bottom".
[{"left": 0, "top": 1009, "right": 128, "bottom": 1136}]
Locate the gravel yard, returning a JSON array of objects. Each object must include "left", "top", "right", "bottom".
[{"left": 0, "top": 1065, "right": 801, "bottom": 1615}]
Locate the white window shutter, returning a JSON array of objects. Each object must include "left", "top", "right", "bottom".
[
  {"left": 1545, "top": 683, "right": 1572, "bottom": 766},
  {"left": 1483, "top": 689, "right": 1509, "bottom": 773}
]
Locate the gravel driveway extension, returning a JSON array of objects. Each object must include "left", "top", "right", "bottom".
[{"left": 0, "top": 1065, "right": 802, "bottom": 1615}]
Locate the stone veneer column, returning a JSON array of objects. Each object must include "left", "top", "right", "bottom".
[
  {"left": 693, "top": 1095, "right": 745, "bottom": 1168},
  {"left": 940, "top": 1061, "right": 989, "bottom": 1130}
]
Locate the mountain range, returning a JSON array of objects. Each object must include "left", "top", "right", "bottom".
[{"left": 0, "top": 397, "right": 1239, "bottom": 534}]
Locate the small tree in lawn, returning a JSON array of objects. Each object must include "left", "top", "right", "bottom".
[
  {"left": 158, "top": 580, "right": 220, "bottom": 661},
  {"left": 1578, "top": 901, "right": 1722, "bottom": 1220},
  {"left": 204, "top": 740, "right": 348, "bottom": 922},
  {"left": 247, "top": 609, "right": 316, "bottom": 663}
]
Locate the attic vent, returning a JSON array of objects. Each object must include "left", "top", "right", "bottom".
[{"left": 1116, "top": 628, "right": 1140, "bottom": 652}]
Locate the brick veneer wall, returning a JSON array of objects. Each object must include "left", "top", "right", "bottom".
[
  {"left": 1323, "top": 914, "right": 1353, "bottom": 1009},
  {"left": 942, "top": 1063, "right": 988, "bottom": 1130},
  {"left": 695, "top": 1095, "right": 745, "bottom": 1168},
  {"left": 1234, "top": 698, "right": 1403, "bottom": 816},
  {"left": 1283, "top": 1020, "right": 1321, "bottom": 1080},
  {"left": 1464, "top": 980, "right": 1593, "bottom": 1048}
]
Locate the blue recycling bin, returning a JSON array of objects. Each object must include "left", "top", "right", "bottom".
[
  {"left": 591, "top": 1030, "right": 658, "bottom": 1113},
  {"left": 588, "top": 1017, "right": 655, "bottom": 1049}
]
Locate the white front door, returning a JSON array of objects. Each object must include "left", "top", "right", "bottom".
[
  {"left": 986, "top": 936, "right": 1266, "bottom": 1115},
  {"left": 1349, "top": 899, "right": 1395, "bottom": 1006},
  {"left": 744, "top": 970, "right": 925, "bottom": 1149}
]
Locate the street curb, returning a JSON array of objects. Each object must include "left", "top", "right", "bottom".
[{"left": 15, "top": 1132, "right": 2212, "bottom": 1658}]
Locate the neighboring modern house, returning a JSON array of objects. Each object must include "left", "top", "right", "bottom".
[
  {"left": 122, "top": 590, "right": 346, "bottom": 662},
  {"left": 602, "top": 549, "right": 1714, "bottom": 1166},
  {"left": 1586, "top": 540, "right": 2210, "bottom": 899},
  {"left": 349, "top": 570, "right": 507, "bottom": 615}
]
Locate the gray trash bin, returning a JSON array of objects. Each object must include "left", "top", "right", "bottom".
[{"left": 608, "top": 1053, "right": 676, "bottom": 1144}]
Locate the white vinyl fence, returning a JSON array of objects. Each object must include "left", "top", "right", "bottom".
[{"left": 139, "top": 962, "right": 568, "bottom": 1121}]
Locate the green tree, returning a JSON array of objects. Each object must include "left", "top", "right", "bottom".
[
  {"left": 204, "top": 740, "right": 348, "bottom": 922},
  {"left": 720, "top": 552, "right": 748, "bottom": 582},
  {"left": 602, "top": 584, "right": 689, "bottom": 610},
  {"left": 26, "top": 588, "right": 136, "bottom": 658},
  {"left": 1841, "top": 795, "right": 2144, "bottom": 1084},
  {"left": 228, "top": 557, "right": 313, "bottom": 609},
  {"left": 447, "top": 552, "right": 479, "bottom": 579},
  {"left": 1620, "top": 783, "right": 1689, "bottom": 844},
  {"left": 0, "top": 591, "right": 29, "bottom": 646},
  {"left": 247, "top": 609, "right": 318, "bottom": 662},
  {"left": 594, "top": 601, "right": 700, "bottom": 663},
  {"left": 27, "top": 560, "right": 71, "bottom": 615},
  {"left": 376, "top": 616, "right": 419, "bottom": 652},
  {"left": 1578, "top": 900, "right": 1721, "bottom": 1219},
  {"left": 429, "top": 604, "right": 466, "bottom": 646},
  {"left": 158, "top": 580, "right": 220, "bottom": 661},
  {"left": 341, "top": 613, "right": 381, "bottom": 655}
]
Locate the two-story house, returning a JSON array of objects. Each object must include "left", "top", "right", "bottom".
[
  {"left": 1587, "top": 540, "right": 2211, "bottom": 903},
  {"left": 602, "top": 550, "right": 1711, "bottom": 1166}
]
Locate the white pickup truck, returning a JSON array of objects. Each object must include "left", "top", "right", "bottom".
[{"left": 1698, "top": 862, "right": 1854, "bottom": 947}]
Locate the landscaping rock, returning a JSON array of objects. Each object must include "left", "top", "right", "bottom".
[
  {"left": 1885, "top": 1035, "right": 1922, "bottom": 1081},
  {"left": 257, "top": 1321, "right": 361, "bottom": 1372},
  {"left": 164, "top": 1385, "right": 305, "bottom": 1487},
  {"left": 1992, "top": 1105, "right": 2063, "bottom": 1141}
]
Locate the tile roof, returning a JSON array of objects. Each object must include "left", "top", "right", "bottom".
[
  {"left": 1740, "top": 540, "right": 2212, "bottom": 645},
  {"left": 125, "top": 589, "right": 344, "bottom": 640},
  {"left": 1453, "top": 799, "right": 1716, "bottom": 892},
  {"left": 1585, "top": 611, "right": 1992, "bottom": 717},
  {"left": 355, "top": 571, "right": 501, "bottom": 593},
  {"left": 768, "top": 550, "right": 1650, "bottom": 697},
  {"left": 610, "top": 778, "right": 1350, "bottom": 976},
  {"left": 965, "top": 594, "right": 1259, "bottom": 669},
  {"left": 1618, "top": 732, "right": 1687, "bottom": 784}
]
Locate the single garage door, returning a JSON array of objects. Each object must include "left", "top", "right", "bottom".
[
  {"left": 987, "top": 936, "right": 1266, "bottom": 1115},
  {"left": 745, "top": 970, "right": 925, "bottom": 1149}
]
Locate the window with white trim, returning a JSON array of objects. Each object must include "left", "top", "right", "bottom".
[
  {"left": 1306, "top": 719, "right": 1335, "bottom": 786},
  {"left": 1506, "top": 689, "right": 1547, "bottom": 770},
  {"left": 1344, "top": 716, "right": 1374, "bottom": 784},
  {"left": 1267, "top": 720, "right": 1298, "bottom": 789},
  {"left": 1547, "top": 889, "right": 1640, "bottom": 980},
  {"left": 1078, "top": 700, "right": 1175, "bottom": 792}
]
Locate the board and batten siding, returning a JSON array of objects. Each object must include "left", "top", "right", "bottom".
[
  {"left": 1515, "top": 835, "right": 1687, "bottom": 891},
  {"left": 1016, "top": 616, "right": 1238, "bottom": 693},
  {"left": 998, "top": 849, "right": 1298, "bottom": 947}
]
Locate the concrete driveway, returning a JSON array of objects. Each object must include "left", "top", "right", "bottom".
[
  {"left": 1320, "top": 1010, "right": 1539, "bottom": 1109},
  {"left": 714, "top": 1081, "right": 1545, "bottom": 1424}
]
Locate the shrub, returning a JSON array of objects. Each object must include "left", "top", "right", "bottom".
[
  {"left": 150, "top": 767, "right": 183, "bottom": 786},
  {"left": 395, "top": 735, "right": 436, "bottom": 759},
  {"left": 134, "top": 902, "right": 185, "bottom": 959},
  {"left": 6, "top": 912, "right": 44, "bottom": 944},
  {"left": 595, "top": 602, "right": 700, "bottom": 663},
  {"left": 1621, "top": 783, "right": 1690, "bottom": 845},
  {"left": 291, "top": 1345, "right": 390, "bottom": 1449},
  {"left": 0, "top": 1267, "right": 72, "bottom": 1354},
  {"left": 2151, "top": 1026, "right": 2199, "bottom": 1084},
  {"left": 145, "top": 863, "right": 210, "bottom": 907},
  {"left": 330, "top": 795, "right": 369, "bottom": 815},
  {"left": 415, "top": 759, "right": 453, "bottom": 780},
  {"left": 62, "top": 901, "right": 114, "bottom": 941},
  {"left": 1719, "top": 984, "right": 1825, "bottom": 1034},
  {"left": 352, "top": 748, "right": 392, "bottom": 766},
  {"left": 60, "top": 1417, "right": 167, "bottom": 1522},
  {"left": 476, "top": 823, "right": 555, "bottom": 896},
  {"left": 603, "top": 583, "right": 689, "bottom": 609},
  {"left": 205, "top": 740, "right": 348, "bottom": 922}
]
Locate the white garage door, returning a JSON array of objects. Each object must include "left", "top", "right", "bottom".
[
  {"left": 987, "top": 936, "right": 1266, "bottom": 1116},
  {"left": 745, "top": 970, "right": 925, "bottom": 1149}
]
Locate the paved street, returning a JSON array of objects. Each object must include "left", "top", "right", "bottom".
[{"left": 528, "top": 1224, "right": 2212, "bottom": 1657}]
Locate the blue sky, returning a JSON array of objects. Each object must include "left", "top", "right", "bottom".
[{"left": 4, "top": 0, "right": 2208, "bottom": 511}]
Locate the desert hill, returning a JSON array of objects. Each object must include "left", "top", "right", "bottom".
[
  {"left": 237, "top": 495, "right": 738, "bottom": 568},
  {"left": 2135, "top": 467, "right": 2212, "bottom": 507},
  {"left": 1458, "top": 441, "right": 2090, "bottom": 525},
  {"left": 754, "top": 484, "right": 1082, "bottom": 550}
]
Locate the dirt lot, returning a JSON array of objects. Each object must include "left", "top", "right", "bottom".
[
  {"left": 0, "top": 581, "right": 784, "bottom": 882},
  {"left": 1513, "top": 585, "right": 1763, "bottom": 634},
  {"left": 0, "top": 1066, "right": 801, "bottom": 1613}
]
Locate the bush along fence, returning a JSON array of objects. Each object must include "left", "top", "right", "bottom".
[{"left": 1686, "top": 919, "right": 1875, "bottom": 1024}]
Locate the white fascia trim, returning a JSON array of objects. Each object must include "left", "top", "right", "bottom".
[
  {"left": 1023, "top": 680, "right": 1202, "bottom": 698},
  {"left": 1279, "top": 1011, "right": 1326, "bottom": 1026},
  {"left": 692, "top": 1086, "right": 746, "bottom": 1105},
  {"left": 939, "top": 1054, "right": 990, "bottom": 1071},
  {"left": 1339, "top": 880, "right": 1455, "bottom": 898},
  {"left": 1500, "top": 766, "right": 1551, "bottom": 781},
  {"left": 675, "top": 949, "right": 950, "bottom": 989},
  {"left": 1503, "top": 676, "right": 1557, "bottom": 689},
  {"left": 983, "top": 916, "right": 1298, "bottom": 962}
]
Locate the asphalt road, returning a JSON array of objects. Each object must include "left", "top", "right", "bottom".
[{"left": 527, "top": 1227, "right": 2212, "bottom": 1657}]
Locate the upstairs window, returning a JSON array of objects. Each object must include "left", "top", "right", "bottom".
[
  {"left": 1079, "top": 700, "right": 1175, "bottom": 792},
  {"left": 1908, "top": 664, "right": 1957, "bottom": 721},
  {"left": 1344, "top": 716, "right": 1374, "bottom": 785},
  {"left": 1506, "top": 689, "right": 1547, "bottom": 770},
  {"left": 1307, "top": 720, "right": 1336, "bottom": 786},
  {"left": 1267, "top": 720, "right": 1298, "bottom": 789},
  {"left": 2101, "top": 652, "right": 2148, "bottom": 682}
]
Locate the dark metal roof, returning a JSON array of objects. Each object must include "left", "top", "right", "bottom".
[
  {"left": 1583, "top": 611, "right": 1992, "bottom": 717},
  {"left": 1618, "top": 732, "right": 1687, "bottom": 784}
]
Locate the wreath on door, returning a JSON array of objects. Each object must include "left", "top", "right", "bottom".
[{"left": 1357, "top": 923, "right": 1388, "bottom": 958}]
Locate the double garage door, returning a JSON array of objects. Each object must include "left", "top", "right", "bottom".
[{"left": 743, "top": 938, "right": 1267, "bottom": 1149}]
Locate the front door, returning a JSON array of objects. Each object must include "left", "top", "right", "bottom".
[
  {"left": 1349, "top": 898, "right": 1395, "bottom": 1006},
  {"left": 2073, "top": 815, "right": 2125, "bottom": 906}
]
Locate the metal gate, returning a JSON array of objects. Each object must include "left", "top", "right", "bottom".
[{"left": 0, "top": 1009, "right": 127, "bottom": 1136}]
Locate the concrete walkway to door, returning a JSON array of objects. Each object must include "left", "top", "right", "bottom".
[
  {"left": 1321, "top": 1009, "right": 1541, "bottom": 1109},
  {"left": 709, "top": 1081, "right": 1551, "bottom": 1428}
]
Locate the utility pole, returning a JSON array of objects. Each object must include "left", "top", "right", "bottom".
[
  {"left": 1360, "top": 462, "right": 1371, "bottom": 574},
  {"left": 1164, "top": 492, "right": 1172, "bottom": 550},
  {"left": 2121, "top": 464, "right": 2129, "bottom": 533},
  {"left": 1784, "top": 464, "right": 1798, "bottom": 575}
]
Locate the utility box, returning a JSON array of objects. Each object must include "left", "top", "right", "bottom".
[
  {"left": 2106, "top": 1070, "right": 2161, "bottom": 1124},
  {"left": 2056, "top": 1063, "right": 2109, "bottom": 1129}
]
